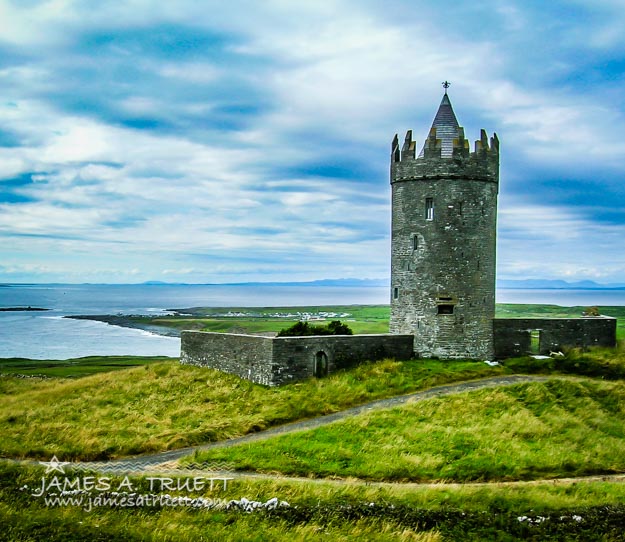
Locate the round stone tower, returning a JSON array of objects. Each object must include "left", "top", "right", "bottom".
[{"left": 389, "top": 89, "right": 499, "bottom": 359}]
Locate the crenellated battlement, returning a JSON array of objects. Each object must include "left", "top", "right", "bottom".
[
  {"left": 390, "top": 125, "right": 500, "bottom": 185},
  {"left": 391, "top": 126, "right": 499, "bottom": 162}
]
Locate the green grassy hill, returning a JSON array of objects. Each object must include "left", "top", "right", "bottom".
[
  {"left": 0, "top": 358, "right": 504, "bottom": 460},
  {"left": 0, "top": 355, "right": 170, "bottom": 378},
  {"left": 2, "top": 343, "right": 625, "bottom": 462},
  {"left": 3, "top": 348, "right": 625, "bottom": 540},
  {"left": 2, "top": 304, "right": 625, "bottom": 540},
  {"left": 189, "top": 378, "right": 625, "bottom": 482}
]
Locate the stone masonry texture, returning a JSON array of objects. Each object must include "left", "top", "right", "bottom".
[
  {"left": 389, "top": 101, "right": 499, "bottom": 359},
  {"left": 180, "top": 331, "right": 414, "bottom": 386},
  {"left": 494, "top": 317, "right": 617, "bottom": 358}
]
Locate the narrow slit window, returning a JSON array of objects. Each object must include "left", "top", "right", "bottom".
[
  {"left": 393, "top": 287, "right": 399, "bottom": 300},
  {"left": 425, "top": 198, "right": 434, "bottom": 220},
  {"left": 413, "top": 236, "right": 418, "bottom": 250}
]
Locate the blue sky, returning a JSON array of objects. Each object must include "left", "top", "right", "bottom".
[{"left": 0, "top": 0, "right": 624, "bottom": 284}]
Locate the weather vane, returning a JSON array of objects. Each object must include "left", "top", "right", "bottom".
[{"left": 442, "top": 80, "right": 451, "bottom": 94}]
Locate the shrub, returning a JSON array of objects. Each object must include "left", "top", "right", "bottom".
[{"left": 277, "top": 320, "right": 353, "bottom": 337}]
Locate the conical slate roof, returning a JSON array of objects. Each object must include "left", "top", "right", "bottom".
[{"left": 418, "top": 93, "right": 461, "bottom": 158}]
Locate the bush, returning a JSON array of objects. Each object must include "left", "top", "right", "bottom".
[
  {"left": 326, "top": 320, "right": 353, "bottom": 335},
  {"left": 277, "top": 320, "right": 353, "bottom": 337}
]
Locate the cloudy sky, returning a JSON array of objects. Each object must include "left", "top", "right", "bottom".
[{"left": 1, "top": 0, "right": 624, "bottom": 284}]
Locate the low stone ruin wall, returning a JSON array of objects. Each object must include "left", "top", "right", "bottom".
[
  {"left": 180, "top": 331, "right": 275, "bottom": 385},
  {"left": 180, "top": 331, "right": 414, "bottom": 386},
  {"left": 493, "top": 317, "right": 617, "bottom": 358},
  {"left": 180, "top": 317, "right": 617, "bottom": 383}
]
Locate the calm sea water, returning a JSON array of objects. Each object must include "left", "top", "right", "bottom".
[
  {"left": 1, "top": 283, "right": 624, "bottom": 360},
  {"left": 0, "top": 283, "right": 388, "bottom": 360},
  {"left": 496, "top": 289, "right": 625, "bottom": 306}
]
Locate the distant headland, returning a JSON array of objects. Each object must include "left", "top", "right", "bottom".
[{"left": 0, "top": 307, "right": 50, "bottom": 312}]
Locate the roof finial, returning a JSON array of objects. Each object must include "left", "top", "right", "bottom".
[{"left": 442, "top": 80, "right": 450, "bottom": 94}]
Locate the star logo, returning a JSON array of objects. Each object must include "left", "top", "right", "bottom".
[{"left": 39, "top": 455, "right": 69, "bottom": 474}]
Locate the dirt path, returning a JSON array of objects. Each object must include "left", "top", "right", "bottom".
[{"left": 72, "top": 374, "right": 550, "bottom": 474}]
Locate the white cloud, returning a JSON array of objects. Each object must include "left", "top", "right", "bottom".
[
  {"left": 156, "top": 62, "right": 222, "bottom": 84},
  {"left": 497, "top": 197, "right": 625, "bottom": 281},
  {"left": 0, "top": 1, "right": 624, "bottom": 283}
]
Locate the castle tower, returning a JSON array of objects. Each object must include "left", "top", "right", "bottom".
[{"left": 389, "top": 87, "right": 499, "bottom": 359}]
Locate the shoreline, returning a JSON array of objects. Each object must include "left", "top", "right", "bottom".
[{"left": 65, "top": 315, "right": 181, "bottom": 337}]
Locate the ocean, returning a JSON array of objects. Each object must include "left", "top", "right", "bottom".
[
  {"left": 0, "top": 283, "right": 387, "bottom": 360},
  {"left": 1, "top": 283, "right": 624, "bottom": 360}
]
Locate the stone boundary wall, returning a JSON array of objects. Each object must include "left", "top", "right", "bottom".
[
  {"left": 494, "top": 317, "right": 617, "bottom": 358},
  {"left": 180, "top": 331, "right": 275, "bottom": 385},
  {"left": 180, "top": 318, "right": 617, "bottom": 383},
  {"left": 272, "top": 334, "right": 414, "bottom": 386},
  {"left": 180, "top": 331, "right": 414, "bottom": 386}
]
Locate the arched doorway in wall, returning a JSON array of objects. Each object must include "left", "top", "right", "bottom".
[
  {"left": 529, "top": 329, "right": 542, "bottom": 355},
  {"left": 314, "top": 351, "right": 328, "bottom": 377}
]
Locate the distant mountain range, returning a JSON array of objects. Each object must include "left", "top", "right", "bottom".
[
  {"left": 5, "top": 278, "right": 624, "bottom": 289},
  {"left": 496, "top": 279, "right": 625, "bottom": 290},
  {"left": 143, "top": 278, "right": 625, "bottom": 289},
  {"left": 142, "top": 278, "right": 390, "bottom": 287}
]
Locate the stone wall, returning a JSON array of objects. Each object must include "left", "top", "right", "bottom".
[
  {"left": 493, "top": 317, "right": 617, "bottom": 358},
  {"left": 271, "top": 334, "right": 414, "bottom": 386},
  {"left": 180, "top": 332, "right": 414, "bottom": 386},
  {"left": 180, "top": 331, "right": 274, "bottom": 386},
  {"left": 180, "top": 319, "right": 617, "bottom": 385}
]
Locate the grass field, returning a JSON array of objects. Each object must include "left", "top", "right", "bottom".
[
  {"left": 117, "top": 302, "right": 625, "bottom": 340},
  {"left": 3, "top": 303, "right": 625, "bottom": 540},
  {"left": 2, "top": 335, "right": 624, "bottom": 462},
  {"left": 124, "top": 304, "right": 391, "bottom": 335},
  {"left": 2, "top": 461, "right": 625, "bottom": 541},
  {"left": 0, "top": 358, "right": 505, "bottom": 460},
  {"left": 0, "top": 356, "right": 171, "bottom": 378},
  {"left": 188, "top": 378, "right": 625, "bottom": 482}
]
